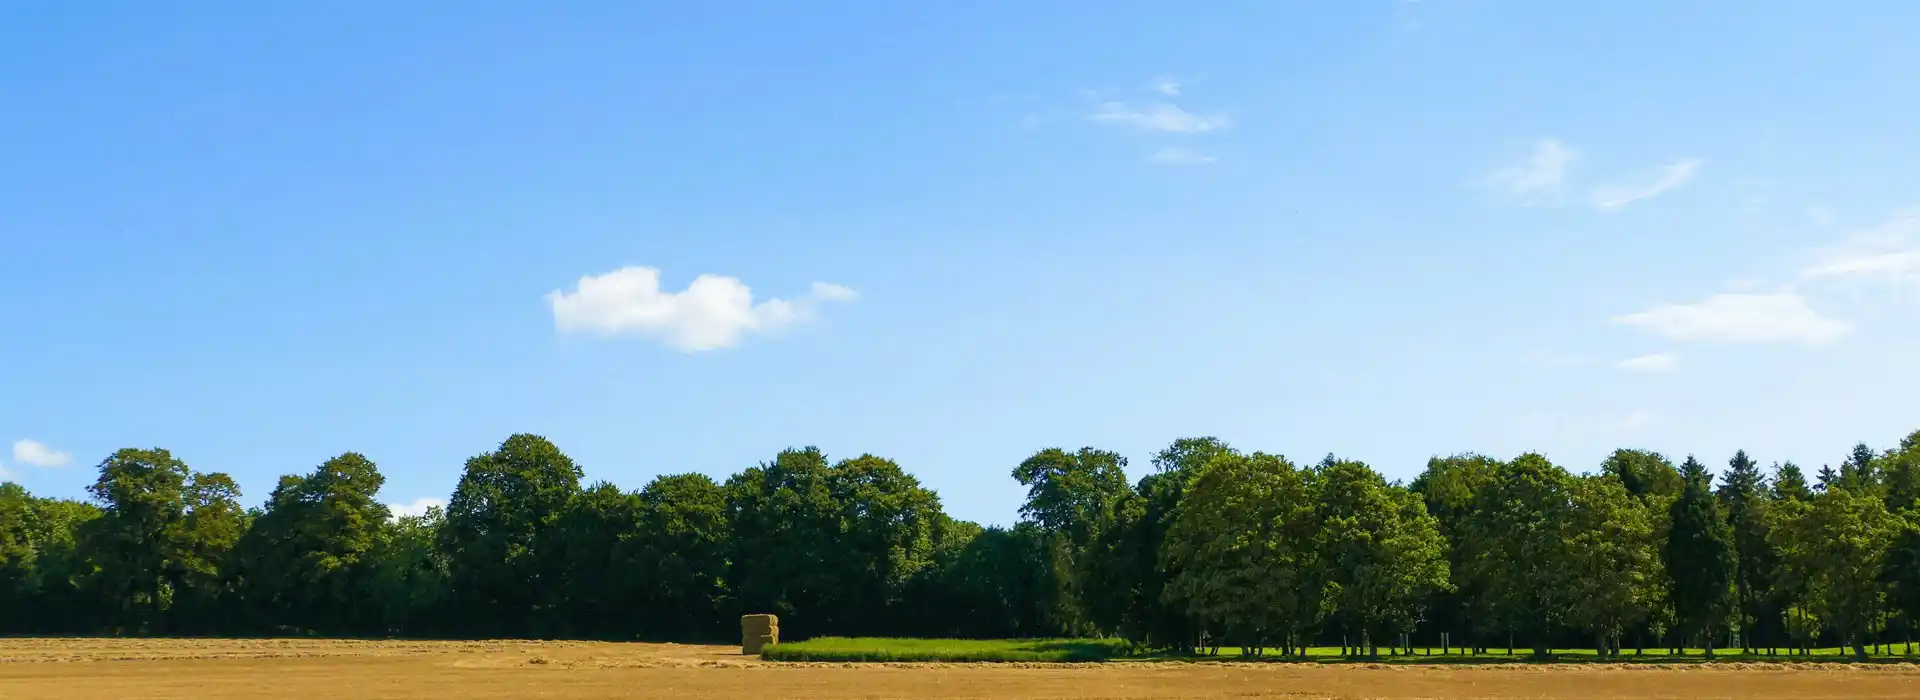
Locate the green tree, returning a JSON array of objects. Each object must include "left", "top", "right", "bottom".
[
  {"left": 545, "top": 482, "right": 645, "bottom": 638},
  {"left": 1125, "top": 437, "right": 1237, "bottom": 648},
  {"left": 80, "top": 448, "right": 243, "bottom": 633},
  {"left": 1010, "top": 446, "right": 1132, "bottom": 635},
  {"left": 1315, "top": 458, "right": 1449, "bottom": 657},
  {"left": 1461, "top": 453, "right": 1575, "bottom": 656},
  {"left": 1716, "top": 450, "right": 1776, "bottom": 652},
  {"left": 922, "top": 522, "right": 1061, "bottom": 638},
  {"left": 636, "top": 473, "right": 731, "bottom": 641},
  {"left": 1779, "top": 486, "right": 1901, "bottom": 659},
  {"left": 1603, "top": 449, "right": 1685, "bottom": 503},
  {"left": 439, "top": 434, "right": 584, "bottom": 636},
  {"left": 365, "top": 505, "right": 448, "bottom": 635},
  {"left": 726, "top": 447, "right": 843, "bottom": 637},
  {"left": 1565, "top": 474, "right": 1662, "bottom": 657},
  {"left": 1840, "top": 443, "right": 1881, "bottom": 492},
  {"left": 1163, "top": 452, "right": 1320, "bottom": 656},
  {"left": 825, "top": 454, "right": 942, "bottom": 634},
  {"left": 1410, "top": 453, "right": 1500, "bottom": 652},
  {"left": 1773, "top": 462, "right": 1812, "bottom": 503},
  {"left": 227, "top": 452, "right": 392, "bottom": 634},
  {"left": 1665, "top": 456, "right": 1737, "bottom": 658}
]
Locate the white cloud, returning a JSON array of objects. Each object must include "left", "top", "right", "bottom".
[
  {"left": 1148, "top": 148, "right": 1216, "bottom": 165},
  {"left": 1150, "top": 78, "right": 1181, "bottom": 96},
  {"left": 1617, "top": 353, "right": 1680, "bottom": 373},
  {"left": 12, "top": 439, "right": 71, "bottom": 468},
  {"left": 547, "top": 266, "right": 857, "bottom": 352},
  {"left": 1481, "top": 139, "right": 1576, "bottom": 204},
  {"left": 388, "top": 497, "right": 445, "bottom": 519},
  {"left": 1590, "top": 158, "right": 1703, "bottom": 212},
  {"left": 1612, "top": 292, "right": 1850, "bottom": 344},
  {"left": 1801, "top": 209, "right": 1920, "bottom": 288},
  {"left": 1091, "top": 102, "right": 1230, "bottom": 133}
]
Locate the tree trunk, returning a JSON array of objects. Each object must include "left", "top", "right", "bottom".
[
  {"left": 1852, "top": 640, "right": 1868, "bottom": 661},
  {"left": 1597, "top": 632, "right": 1609, "bottom": 659},
  {"left": 1705, "top": 630, "right": 1716, "bottom": 661}
]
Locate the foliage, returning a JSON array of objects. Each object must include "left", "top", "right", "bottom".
[
  {"left": 5, "top": 428, "right": 1920, "bottom": 658},
  {"left": 1776, "top": 486, "right": 1901, "bottom": 659},
  {"left": 439, "top": 434, "right": 584, "bottom": 636},
  {"left": 1664, "top": 456, "right": 1737, "bottom": 658},
  {"left": 1564, "top": 474, "right": 1661, "bottom": 655},
  {"left": 1163, "top": 451, "right": 1318, "bottom": 654}
]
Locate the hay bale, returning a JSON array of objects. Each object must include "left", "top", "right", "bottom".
[
  {"left": 742, "top": 633, "right": 779, "bottom": 655},
  {"left": 741, "top": 614, "right": 780, "bottom": 654}
]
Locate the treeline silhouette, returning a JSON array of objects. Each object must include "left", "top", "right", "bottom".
[{"left": 4, "top": 431, "right": 1920, "bottom": 660}]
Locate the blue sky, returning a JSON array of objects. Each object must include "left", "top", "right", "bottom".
[{"left": 3, "top": 1, "right": 1918, "bottom": 525}]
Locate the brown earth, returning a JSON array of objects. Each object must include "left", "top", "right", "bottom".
[{"left": 3, "top": 638, "right": 1918, "bottom": 699}]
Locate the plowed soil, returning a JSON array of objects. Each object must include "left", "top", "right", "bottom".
[{"left": 2, "top": 638, "right": 1916, "bottom": 699}]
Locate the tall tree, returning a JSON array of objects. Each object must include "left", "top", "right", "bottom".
[
  {"left": 1778, "top": 486, "right": 1901, "bottom": 659},
  {"left": 1410, "top": 454, "right": 1501, "bottom": 652},
  {"left": 726, "top": 447, "right": 843, "bottom": 637},
  {"left": 1840, "top": 443, "right": 1881, "bottom": 492},
  {"left": 1126, "top": 437, "right": 1237, "bottom": 648},
  {"left": 1565, "top": 474, "right": 1662, "bottom": 657},
  {"left": 80, "top": 448, "right": 242, "bottom": 633},
  {"left": 1603, "top": 449, "right": 1685, "bottom": 503},
  {"left": 1010, "top": 446, "right": 1132, "bottom": 635},
  {"left": 636, "top": 473, "right": 731, "bottom": 641},
  {"left": 1773, "top": 462, "right": 1812, "bottom": 503},
  {"left": 1315, "top": 458, "right": 1449, "bottom": 657},
  {"left": 824, "top": 454, "right": 942, "bottom": 634},
  {"left": 544, "top": 482, "right": 645, "bottom": 638},
  {"left": 1665, "top": 456, "right": 1737, "bottom": 658},
  {"left": 1717, "top": 450, "right": 1775, "bottom": 652},
  {"left": 364, "top": 505, "right": 447, "bottom": 635},
  {"left": 439, "top": 434, "right": 584, "bottom": 636},
  {"left": 228, "top": 452, "right": 391, "bottom": 634},
  {"left": 1461, "top": 453, "right": 1576, "bottom": 656},
  {"left": 1883, "top": 432, "right": 1920, "bottom": 513},
  {"left": 1163, "top": 452, "right": 1319, "bottom": 655}
]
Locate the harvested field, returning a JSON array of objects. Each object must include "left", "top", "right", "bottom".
[{"left": 3, "top": 638, "right": 1919, "bottom": 699}]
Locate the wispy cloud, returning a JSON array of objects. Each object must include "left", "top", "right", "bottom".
[
  {"left": 1091, "top": 102, "right": 1231, "bottom": 133},
  {"left": 1612, "top": 292, "right": 1850, "bottom": 345},
  {"left": 547, "top": 267, "right": 858, "bottom": 353},
  {"left": 1481, "top": 139, "right": 1576, "bottom": 204},
  {"left": 1590, "top": 158, "right": 1703, "bottom": 212},
  {"left": 1800, "top": 209, "right": 1920, "bottom": 289},
  {"left": 12, "top": 439, "right": 71, "bottom": 468},
  {"left": 1150, "top": 78, "right": 1181, "bottom": 97},
  {"left": 1617, "top": 353, "right": 1680, "bottom": 373},
  {"left": 1148, "top": 148, "right": 1216, "bottom": 165}
]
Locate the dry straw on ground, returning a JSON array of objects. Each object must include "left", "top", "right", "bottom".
[{"left": 5, "top": 638, "right": 1920, "bottom": 699}]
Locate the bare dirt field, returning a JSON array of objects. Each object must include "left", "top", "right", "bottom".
[{"left": 3, "top": 638, "right": 1919, "bottom": 699}]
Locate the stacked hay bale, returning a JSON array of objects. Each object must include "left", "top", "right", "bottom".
[{"left": 741, "top": 614, "right": 780, "bottom": 655}]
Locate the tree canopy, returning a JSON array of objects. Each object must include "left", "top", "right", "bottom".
[{"left": 5, "top": 430, "right": 1920, "bottom": 660}]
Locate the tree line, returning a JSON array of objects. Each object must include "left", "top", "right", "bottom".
[{"left": 3, "top": 431, "right": 1920, "bottom": 660}]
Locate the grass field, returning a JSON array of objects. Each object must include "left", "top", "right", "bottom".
[
  {"left": 760, "top": 637, "right": 1132, "bottom": 662},
  {"left": 5, "top": 638, "right": 1920, "bottom": 699}
]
